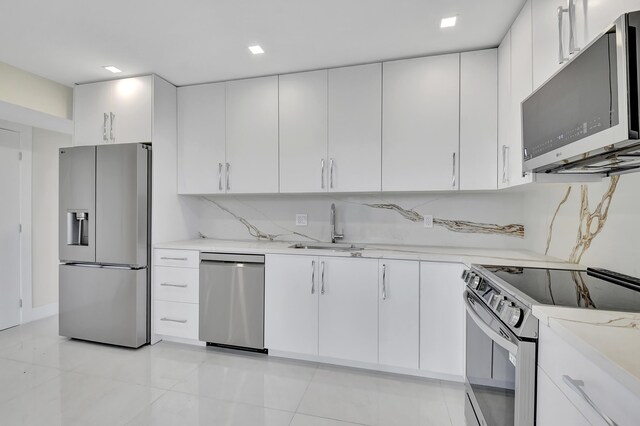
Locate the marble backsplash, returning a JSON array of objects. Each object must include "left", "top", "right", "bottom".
[
  {"left": 193, "top": 191, "right": 528, "bottom": 250},
  {"left": 523, "top": 172, "right": 640, "bottom": 276}
]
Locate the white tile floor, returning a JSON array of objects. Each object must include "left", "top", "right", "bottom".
[{"left": 0, "top": 316, "right": 466, "bottom": 425}]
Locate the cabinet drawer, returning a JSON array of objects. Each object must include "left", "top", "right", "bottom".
[
  {"left": 154, "top": 301, "right": 199, "bottom": 340},
  {"left": 154, "top": 249, "right": 199, "bottom": 268},
  {"left": 154, "top": 267, "right": 199, "bottom": 303},
  {"left": 539, "top": 324, "right": 639, "bottom": 426}
]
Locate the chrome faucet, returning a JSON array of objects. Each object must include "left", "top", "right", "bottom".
[{"left": 330, "top": 203, "right": 344, "bottom": 243}]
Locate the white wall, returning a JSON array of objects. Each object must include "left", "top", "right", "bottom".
[
  {"left": 32, "top": 128, "right": 71, "bottom": 307},
  {"left": 0, "top": 61, "right": 72, "bottom": 120}
]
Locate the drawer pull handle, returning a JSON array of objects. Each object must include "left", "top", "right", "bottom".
[
  {"left": 562, "top": 375, "right": 618, "bottom": 426},
  {"left": 160, "top": 283, "right": 188, "bottom": 288},
  {"left": 160, "top": 317, "right": 187, "bottom": 324},
  {"left": 160, "top": 257, "right": 188, "bottom": 261}
]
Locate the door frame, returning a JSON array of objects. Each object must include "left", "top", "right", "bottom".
[
  {"left": 0, "top": 119, "right": 31, "bottom": 325},
  {"left": 0, "top": 104, "right": 73, "bottom": 325}
]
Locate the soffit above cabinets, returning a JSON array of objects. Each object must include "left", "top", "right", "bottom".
[{"left": 0, "top": 0, "right": 525, "bottom": 87}]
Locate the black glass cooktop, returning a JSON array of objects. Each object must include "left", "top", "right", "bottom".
[{"left": 482, "top": 266, "right": 640, "bottom": 312}]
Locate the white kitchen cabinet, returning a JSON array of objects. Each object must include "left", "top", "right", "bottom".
[
  {"left": 420, "top": 262, "right": 466, "bottom": 378},
  {"left": 378, "top": 260, "right": 419, "bottom": 369},
  {"left": 74, "top": 76, "right": 152, "bottom": 146},
  {"left": 226, "top": 76, "right": 279, "bottom": 194},
  {"left": 279, "top": 64, "right": 382, "bottom": 194},
  {"left": 575, "top": 0, "right": 640, "bottom": 49},
  {"left": 319, "top": 257, "right": 379, "bottom": 364},
  {"left": 498, "top": 32, "right": 512, "bottom": 189},
  {"left": 539, "top": 323, "right": 640, "bottom": 426},
  {"left": 460, "top": 50, "right": 498, "bottom": 191},
  {"left": 152, "top": 248, "right": 200, "bottom": 342},
  {"left": 532, "top": 0, "right": 567, "bottom": 89},
  {"left": 504, "top": 1, "right": 534, "bottom": 188},
  {"left": 264, "top": 254, "right": 319, "bottom": 356},
  {"left": 328, "top": 63, "right": 382, "bottom": 192},
  {"left": 279, "top": 70, "right": 328, "bottom": 193},
  {"left": 177, "top": 83, "right": 226, "bottom": 194},
  {"left": 382, "top": 54, "right": 460, "bottom": 192},
  {"left": 537, "top": 367, "right": 591, "bottom": 426}
]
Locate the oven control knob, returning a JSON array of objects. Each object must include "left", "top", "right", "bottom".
[
  {"left": 507, "top": 307, "right": 523, "bottom": 327},
  {"left": 465, "top": 272, "right": 475, "bottom": 284},
  {"left": 461, "top": 270, "right": 470, "bottom": 281},
  {"left": 471, "top": 276, "right": 482, "bottom": 289}
]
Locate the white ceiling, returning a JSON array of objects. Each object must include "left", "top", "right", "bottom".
[{"left": 0, "top": 0, "right": 526, "bottom": 87}]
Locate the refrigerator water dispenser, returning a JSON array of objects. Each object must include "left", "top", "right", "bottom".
[{"left": 67, "top": 210, "right": 89, "bottom": 246}]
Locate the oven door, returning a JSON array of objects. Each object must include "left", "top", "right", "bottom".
[{"left": 464, "top": 290, "right": 536, "bottom": 426}]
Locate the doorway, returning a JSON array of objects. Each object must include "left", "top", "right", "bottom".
[{"left": 0, "top": 128, "right": 21, "bottom": 330}]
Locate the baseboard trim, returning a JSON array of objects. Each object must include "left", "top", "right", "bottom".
[{"left": 23, "top": 302, "right": 58, "bottom": 323}]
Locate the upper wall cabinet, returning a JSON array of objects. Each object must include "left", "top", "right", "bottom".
[
  {"left": 533, "top": 0, "right": 640, "bottom": 89},
  {"left": 74, "top": 76, "right": 152, "bottom": 146},
  {"left": 327, "top": 64, "right": 382, "bottom": 192},
  {"left": 499, "top": 1, "right": 534, "bottom": 189},
  {"left": 279, "top": 70, "right": 328, "bottom": 193},
  {"left": 460, "top": 50, "right": 498, "bottom": 190},
  {"left": 382, "top": 54, "right": 460, "bottom": 192},
  {"left": 279, "top": 64, "right": 382, "bottom": 193},
  {"left": 226, "top": 76, "right": 279, "bottom": 194},
  {"left": 498, "top": 32, "right": 513, "bottom": 190},
  {"left": 177, "top": 83, "right": 226, "bottom": 194}
]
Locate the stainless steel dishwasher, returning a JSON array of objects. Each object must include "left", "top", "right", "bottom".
[{"left": 199, "top": 253, "right": 266, "bottom": 352}]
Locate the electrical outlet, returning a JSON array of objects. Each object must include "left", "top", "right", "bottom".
[
  {"left": 296, "top": 214, "right": 308, "bottom": 226},
  {"left": 423, "top": 215, "right": 434, "bottom": 228}
]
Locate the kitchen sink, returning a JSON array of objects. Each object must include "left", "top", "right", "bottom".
[{"left": 289, "top": 243, "right": 365, "bottom": 251}]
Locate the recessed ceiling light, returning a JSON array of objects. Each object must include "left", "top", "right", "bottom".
[
  {"left": 248, "top": 45, "right": 265, "bottom": 55},
  {"left": 440, "top": 16, "right": 457, "bottom": 28},
  {"left": 103, "top": 65, "right": 122, "bottom": 73}
]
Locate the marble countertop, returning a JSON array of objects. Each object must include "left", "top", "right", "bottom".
[
  {"left": 154, "top": 238, "right": 575, "bottom": 269},
  {"left": 533, "top": 305, "right": 640, "bottom": 396}
]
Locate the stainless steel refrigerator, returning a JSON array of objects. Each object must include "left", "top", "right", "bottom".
[{"left": 59, "top": 143, "right": 151, "bottom": 348}]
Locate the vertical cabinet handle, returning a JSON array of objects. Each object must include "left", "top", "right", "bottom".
[
  {"left": 562, "top": 376, "right": 618, "bottom": 426},
  {"left": 225, "top": 163, "right": 230, "bottom": 191},
  {"left": 218, "top": 163, "right": 223, "bottom": 191},
  {"left": 382, "top": 264, "right": 387, "bottom": 300},
  {"left": 452, "top": 152, "right": 457, "bottom": 188},
  {"left": 321, "top": 159, "right": 325, "bottom": 189},
  {"left": 329, "top": 158, "right": 334, "bottom": 189},
  {"left": 103, "top": 113, "right": 108, "bottom": 142},
  {"left": 311, "top": 260, "right": 316, "bottom": 294},
  {"left": 502, "top": 145, "right": 510, "bottom": 184},
  {"left": 568, "top": 0, "right": 579, "bottom": 54},
  {"left": 109, "top": 112, "right": 115, "bottom": 142},
  {"left": 558, "top": 5, "right": 568, "bottom": 63},
  {"left": 320, "top": 261, "right": 325, "bottom": 295}
]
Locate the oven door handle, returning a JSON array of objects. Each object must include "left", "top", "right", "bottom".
[{"left": 464, "top": 293, "right": 519, "bottom": 355}]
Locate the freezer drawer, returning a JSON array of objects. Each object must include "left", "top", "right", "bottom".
[
  {"left": 59, "top": 264, "right": 148, "bottom": 348},
  {"left": 199, "top": 254, "right": 265, "bottom": 350}
]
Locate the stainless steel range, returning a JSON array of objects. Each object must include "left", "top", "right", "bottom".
[{"left": 462, "top": 265, "right": 640, "bottom": 426}]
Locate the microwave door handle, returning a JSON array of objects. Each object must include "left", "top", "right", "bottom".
[{"left": 464, "top": 293, "right": 519, "bottom": 355}]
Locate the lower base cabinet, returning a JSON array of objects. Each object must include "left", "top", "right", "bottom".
[
  {"left": 378, "top": 260, "right": 419, "bottom": 369},
  {"left": 319, "top": 257, "right": 379, "bottom": 364},
  {"left": 265, "top": 254, "right": 379, "bottom": 364},
  {"left": 264, "top": 254, "right": 319, "bottom": 356},
  {"left": 265, "top": 254, "right": 464, "bottom": 377},
  {"left": 420, "top": 262, "right": 466, "bottom": 378},
  {"left": 537, "top": 366, "right": 591, "bottom": 426}
]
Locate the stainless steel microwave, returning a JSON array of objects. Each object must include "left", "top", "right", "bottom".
[{"left": 522, "top": 11, "right": 640, "bottom": 175}]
